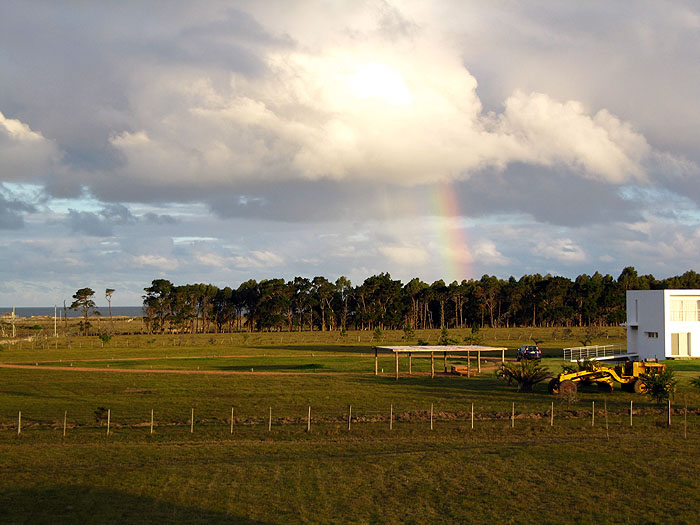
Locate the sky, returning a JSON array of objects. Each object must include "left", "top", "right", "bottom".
[{"left": 2, "top": 1, "right": 700, "bottom": 306}]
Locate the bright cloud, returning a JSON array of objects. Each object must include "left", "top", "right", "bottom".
[
  {"left": 0, "top": 111, "right": 60, "bottom": 182},
  {"left": 535, "top": 238, "right": 588, "bottom": 263}
]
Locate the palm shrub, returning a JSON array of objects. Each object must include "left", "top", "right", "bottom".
[
  {"left": 639, "top": 368, "right": 677, "bottom": 404},
  {"left": 497, "top": 360, "right": 552, "bottom": 392},
  {"left": 690, "top": 376, "right": 700, "bottom": 391}
]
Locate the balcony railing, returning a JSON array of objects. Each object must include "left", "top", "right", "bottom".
[
  {"left": 669, "top": 310, "right": 700, "bottom": 322},
  {"left": 563, "top": 344, "right": 627, "bottom": 362}
]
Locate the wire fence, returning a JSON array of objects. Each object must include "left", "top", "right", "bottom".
[{"left": 2, "top": 398, "right": 695, "bottom": 441}]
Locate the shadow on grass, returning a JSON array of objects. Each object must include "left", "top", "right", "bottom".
[
  {"left": 0, "top": 486, "right": 266, "bottom": 524},
  {"left": 350, "top": 372, "right": 558, "bottom": 398},
  {"left": 215, "top": 363, "right": 326, "bottom": 372},
  {"left": 254, "top": 345, "right": 375, "bottom": 354}
]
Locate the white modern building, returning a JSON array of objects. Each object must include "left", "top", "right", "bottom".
[{"left": 627, "top": 289, "right": 700, "bottom": 360}]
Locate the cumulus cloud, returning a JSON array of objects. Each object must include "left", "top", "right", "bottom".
[
  {"left": 103, "top": 44, "right": 660, "bottom": 199},
  {"left": 2, "top": 2, "right": 696, "bottom": 225},
  {"left": 474, "top": 241, "right": 510, "bottom": 266},
  {"left": 378, "top": 244, "right": 430, "bottom": 266},
  {"left": 535, "top": 238, "right": 588, "bottom": 264},
  {"left": 0, "top": 111, "right": 60, "bottom": 182}
]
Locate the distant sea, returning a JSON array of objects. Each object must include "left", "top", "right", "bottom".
[{"left": 0, "top": 306, "right": 143, "bottom": 318}]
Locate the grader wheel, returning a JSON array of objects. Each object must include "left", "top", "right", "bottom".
[
  {"left": 559, "top": 380, "right": 577, "bottom": 396},
  {"left": 548, "top": 379, "right": 560, "bottom": 394},
  {"left": 633, "top": 378, "right": 647, "bottom": 394}
]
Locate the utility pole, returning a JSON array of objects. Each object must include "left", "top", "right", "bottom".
[
  {"left": 11, "top": 306, "right": 15, "bottom": 338},
  {"left": 54, "top": 305, "right": 58, "bottom": 337}
]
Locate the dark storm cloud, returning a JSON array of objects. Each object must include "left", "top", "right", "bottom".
[
  {"left": 66, "top": 204, "right": 174, "bottom": 236},
  {"left": 143, "top": 212, "right": 178, "bottom": 225},
  {"left": 452, "top": 164, "right": 641, "bottom": 227},
  {"left": 67, "top": 209, "right": 115, "bottom": 237},
  {"left": 0, "top": 192, "right": 35, "bottom": 229}
]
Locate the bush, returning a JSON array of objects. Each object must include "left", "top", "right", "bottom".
[
  {"left": 639, "top": 368, "right": 677, "bottom": 404},
  {"left": 496, "top": 360, "right": 552, "bottom": 392},
  {"left": 94, "top": 407, "right": 108, "bottom": 424},
  {"left": 464, "top": 325, "right": 482, "bottom": 345},
  {"left": 372, "top": 327, "right": 383, "bottom": 342},
  {"left": 690, "top": 376, "right": 700, "bottom": 391},
  {"left": 98, "top": 333, "right": 112, "bottom": 345},
  {"left": 438, "top": 327, "right": 460, "bottom": 345}
]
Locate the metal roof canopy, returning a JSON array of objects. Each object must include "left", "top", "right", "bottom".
[{"left": 373, "top": 345, "right": 509, "bottom": 379}]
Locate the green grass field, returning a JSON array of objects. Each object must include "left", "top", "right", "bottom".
[{"left": 2, "top": 328, "right": 700, "bottom": 523}]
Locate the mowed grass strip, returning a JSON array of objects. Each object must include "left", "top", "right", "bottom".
[{"left": 1, "top": 429, "right": 700, "bottom": 523}]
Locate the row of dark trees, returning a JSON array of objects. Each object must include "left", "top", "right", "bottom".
[{"left": 140, "top": 267, "right": 700, "bottom": 334}]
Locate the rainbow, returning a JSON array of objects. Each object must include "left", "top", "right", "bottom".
[{"left": 431, "top": 181, "right": 472, "bottom": 283}]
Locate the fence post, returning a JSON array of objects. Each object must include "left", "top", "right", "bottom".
[
  {"left": 668, "top": 398, "right": 671, "bottom": 427},
  {"left": 63, "top": 410, "right": 67, "bottom": 438},
  {"left": 190, "top": 408, "right": 194, "bottom": 433},
  {"left": 107, "top": 409, "right": 111, "bottom": 436},
  {"left": 307, "top": 406, "right": 311, "bottom": 432},
  {"left": 348, "top": 405, "right": 352, "bottom": 431},
  {"left": 17, "top": 411, "right": 21, "bottom": 436},
  {"left": 630, "top": 400, "right": 633, "bottom": 427},
  {"left": 592, "top": 401, "right": 595, "bottom": 427},
  {"left": 390, "top": 404, "right": 393, "bottom": 431},
  {"left": 430, "top": 403, "right": 434, "bottom": 431},
  {"left": 471, "top": 403, "right": 474, "bottom": 430},
  {"left": 268, "top": 407, "right": 272, "bottom": 432},
  {"left": 431, "top": 353, "right": 434, "bottom": 378},
  {"left": 230, "top": 407, "right": 234, "bottom": 435},
  {"left": 150, "top": 409, "right": 154, "bottom": 435},
  {"left": 511, "top": 402, "right": 514, "bottom": 428},
  {"left": 684, "top": 396, "right": 688, "bottom": 439},
  {"left": 395, "top": 352, "right": 399, "bottom": 380},
  {"left": 550, "top": 401, "right": 554, "bottom": 426}
]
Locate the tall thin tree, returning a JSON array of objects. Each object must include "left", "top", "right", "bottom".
[{"left": 105, "top": 288, "right": 115, "bottom": 333}]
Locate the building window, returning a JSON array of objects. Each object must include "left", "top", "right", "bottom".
[
  {"left": 669, "top": 299, "right": 700, "bottom": 321},
  {"left": 645, "top": 331, "right": 659, "bottom": 338}
]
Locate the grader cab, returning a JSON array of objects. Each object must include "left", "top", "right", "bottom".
[{"left": 548, "top": 359, "right": 666, "bottom": 395}]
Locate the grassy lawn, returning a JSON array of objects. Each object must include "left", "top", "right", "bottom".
[{"left": 1, "top": 328, "right": 699, "bottom": 523}]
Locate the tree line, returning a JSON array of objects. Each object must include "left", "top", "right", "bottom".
[{"left": 136, "top": 267, "right": 700, "bottom": 334}]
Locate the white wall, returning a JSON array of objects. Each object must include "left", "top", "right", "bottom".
[
  {"left": 627, "top": 290, "right": 665, "bottom": 360},
  {"left": 627, "top": 290, "right": 700, "bottom": 360}
]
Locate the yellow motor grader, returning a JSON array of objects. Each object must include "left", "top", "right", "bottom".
[{"left": 548, "top": 360, "right": 666, "bottom": 395}]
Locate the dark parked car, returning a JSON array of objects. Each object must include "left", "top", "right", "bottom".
[{"left": 516, "top": 345, "right": 542, "bottom": 361}]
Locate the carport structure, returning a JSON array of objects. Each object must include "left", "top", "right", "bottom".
[{"left": 374, "top": 345, "right": 509, "bottom": 379}]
